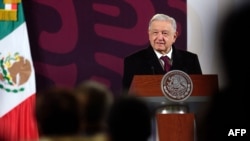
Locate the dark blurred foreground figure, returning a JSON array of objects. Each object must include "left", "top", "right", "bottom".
[
  {"left": 75, "top": 80, "right": 113, "bottom": 140},
  {"left": 197, "top": 2, "right": 249, "bottom": 141},
  {"left": 35, "top": 87, "right": 81, "bottom": 140},
  {"left": 107, "top": 95, "right": 152, "bottom": 141}
]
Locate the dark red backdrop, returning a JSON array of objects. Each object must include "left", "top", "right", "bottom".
[{"left": 23, "top": 0, "right": 187, "bottom": 96}]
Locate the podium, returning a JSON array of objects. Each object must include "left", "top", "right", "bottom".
[{"left": 128, "top": 74, "right": 219, "bottom": 141}]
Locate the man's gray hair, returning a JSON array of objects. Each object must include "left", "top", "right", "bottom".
[{"left": 148, "top": 13, "right": 177, "bottom": 31}]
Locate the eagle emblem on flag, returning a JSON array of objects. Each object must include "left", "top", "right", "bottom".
[{"left": 0, "top": 52, "right": 32, "bottom": 93}]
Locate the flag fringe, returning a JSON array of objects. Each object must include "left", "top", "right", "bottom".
[
  {"left": 4, "top": 0, "right": 21, "bottom": 3},
  {"left": 0, "top": 10, "right": 17, "bottom": 21}
]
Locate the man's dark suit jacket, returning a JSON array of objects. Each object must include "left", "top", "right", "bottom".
[{"left": 122, "top": 45, "right": 202, "bottom": 91}]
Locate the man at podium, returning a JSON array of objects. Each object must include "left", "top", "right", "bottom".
[{"left": 122, "top": 13, "right": 202, "bottom": 92}]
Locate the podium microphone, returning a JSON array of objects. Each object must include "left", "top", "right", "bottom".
[{"left": 151, "top": 66, "right": 155, "bottom": 74}]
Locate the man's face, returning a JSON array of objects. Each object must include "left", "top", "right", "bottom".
[{"left": 148, "top": 20, "right": 178, "bottom": 54}]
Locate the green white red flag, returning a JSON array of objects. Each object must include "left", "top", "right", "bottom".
[{"left": 0, "top": 0, "right": 39, "bottom": 140}]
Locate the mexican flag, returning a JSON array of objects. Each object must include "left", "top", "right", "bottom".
[{"left": 0, "top": 0, "right": 39, "bottom": 140}]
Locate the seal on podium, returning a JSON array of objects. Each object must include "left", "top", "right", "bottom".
[{"left": 161, "top": 70, "right": 193, "bottom": 102}]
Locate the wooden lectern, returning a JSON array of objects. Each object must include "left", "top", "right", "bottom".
[{"left": 128, "top": 74, "right": 219, "bottom": 141}]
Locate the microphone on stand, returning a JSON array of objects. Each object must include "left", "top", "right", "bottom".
[{"left": 151, "top": 66, "right": 155, "bottom": 74}]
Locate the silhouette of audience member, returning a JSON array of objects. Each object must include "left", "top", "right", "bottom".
[
  {"left": 196, "top": 2, "right": 249, "bottom": 141},
  {"left": 74, "top": 80, "right": 113, "bottom": 140},
  {"left": 35, "top": 87, "right": 80, "bottom": 139},
  {"left": 107, "top": 95, "right": 152, "bottom": 141}
]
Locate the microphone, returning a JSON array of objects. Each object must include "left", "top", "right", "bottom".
[{"left": 151, "top": 66, "right": 155, "bottom": 74}]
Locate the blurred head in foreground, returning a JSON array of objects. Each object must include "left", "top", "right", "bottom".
[
  {"left": 197, "top": 2, "right": 249, "bottom": 141},
  {"left": 75, "top": 80, "right": 113, "bottom": 136},
  {"left": 107, "top": 95, "right": 152, "bottom": 141},
  {"left": 36, "top": 87, "right": 80, "bottom": 137}
]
